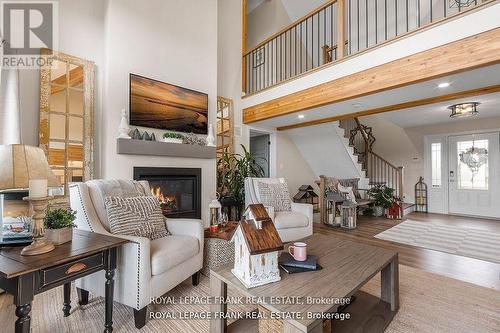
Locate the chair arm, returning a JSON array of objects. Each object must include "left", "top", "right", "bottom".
[
  {"left": 166, "top": 218, "right": 204, "bottom": 243},
  {"left": 291, "top": 203, "right": 314, "bottom": 221}
]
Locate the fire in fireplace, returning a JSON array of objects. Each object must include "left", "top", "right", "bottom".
[{"left": 134, "top": 167, "right": 201, "bottom": 219}]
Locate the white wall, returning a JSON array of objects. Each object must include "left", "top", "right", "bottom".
[{"left": 101, "top": 0, "right": 218, "bottom": 225}]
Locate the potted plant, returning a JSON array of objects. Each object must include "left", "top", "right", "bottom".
[
  {"left": 217, "top": 145, "right": 265, "bottom": 218},
  {"left": 163, "top": 132, "right": 184, "bottom": 144},
  {"left": 44, "top": 207, "right": 77, "bottom": 245},
  {"left": 367, "top": 184, "right": 397, "bottom": 217}
]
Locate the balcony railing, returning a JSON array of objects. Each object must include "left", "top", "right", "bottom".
[{"left": 243, "top": 0, "right": 488, "bottom": 95}]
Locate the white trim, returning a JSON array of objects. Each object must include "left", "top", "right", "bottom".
[{"left": 247, "top": 125, "right": 277, "bottom": 178}]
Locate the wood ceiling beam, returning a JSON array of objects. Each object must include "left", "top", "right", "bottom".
[
  {"left": 276, "top": 84, "right": 500, "bottom": 131},
  {"left": 243, "top": 27, "right": 500, "bottom": 124}
]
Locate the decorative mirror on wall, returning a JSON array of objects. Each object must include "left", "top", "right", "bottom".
[{"left": 38, "top": 49, "right": 95, "bottom": 196}]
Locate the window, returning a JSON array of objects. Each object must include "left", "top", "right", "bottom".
[
  {"left": 457, "top": 140, "right": 489, "bottom": 190},
  {"left": 431, "top": 143, "right": 442, "bottom": 188}
]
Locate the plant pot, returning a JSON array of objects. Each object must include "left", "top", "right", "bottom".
[
  {"left": 163, "top": 138, "right": 183, "bottom": 144},
  {"left": 45, "top": 227, "right": 73, "bottom": 245},
  {"left": 373, "top": 206, "right": 385, "bottom": 217}
]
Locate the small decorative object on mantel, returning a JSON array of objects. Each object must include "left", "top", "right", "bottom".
[
  {"left": 117, "top": 109, "right": 131, "bottom": 139},
  {"left": 183, "top": 132, "right": 206, "bottom": 146},
  {"left": 43, "top": 207, "right": 77, "bottom": 245},
  {"left": 414, "top": 177, "right": 428, "bottom": 213},
  {"left": 209, "top": 199, "right": 222, "bottom": 233},
  {"left": 341, "top": 200, "right": 357, "bottom": 229},
  {"left": 143, "top": 131, "right": 151, "bottom": 141},
  {"left": 163, "top": 132, "right": 184, "bottom": 144},
  {"left": 130, "top": 128, "right": 142, "bottom": 140},
  {"left": 206, "top": 123, "right": 216, "bottom": 147},
  {"left": 231, "top": 204, "right": 283, "bottom": 288}
]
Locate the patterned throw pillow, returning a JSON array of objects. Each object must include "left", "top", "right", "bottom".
[
  {"left": 257, "top": 182, "right": 292, "bottom": 212},
  {"left": 104, "top": 196, "right": 170, "bottom": 240}
]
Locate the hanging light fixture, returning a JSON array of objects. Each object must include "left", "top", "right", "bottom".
[
  {"left": 449, "top": 0, "right": 476, "bottom": 8},
  {"left": 448, "top": 102, "right": 480, "bottom": 118}
]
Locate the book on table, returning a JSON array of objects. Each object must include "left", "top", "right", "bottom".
[{"left": 279, "top": 252, "right": 318, "bottom": 270}]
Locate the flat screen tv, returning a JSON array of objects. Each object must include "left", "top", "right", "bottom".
[{"left": 129, "top": 74, "right": 208, "bottom": 134}]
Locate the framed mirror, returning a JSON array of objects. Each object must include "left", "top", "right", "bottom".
[{"left": 39, "top": 49, "right": 95, "bottom": 196}]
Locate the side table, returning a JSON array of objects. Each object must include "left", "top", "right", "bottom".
[{"left": 201, "top": 221, "right": 238, "bottom": 277}]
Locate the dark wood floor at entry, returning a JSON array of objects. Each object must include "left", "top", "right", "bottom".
[{"left": 314, "top": 212, "right": 500, "bottom": 291}]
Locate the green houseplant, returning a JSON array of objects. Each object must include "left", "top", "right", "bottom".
[
  {"left": 367, "top": 184, "right": 397, "bottom": 217},
  {"left": 163, "top": 132, "right": 184, "bottom": 144},
  {"left": 217, "top": 145, "right": 265, "bottom": 215},
  {"left": 44, "top": 207, "right": 77, "bottom": 245}
]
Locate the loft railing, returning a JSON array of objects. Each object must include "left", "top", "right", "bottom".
[{"left": 243, "top": 0, "right": 488, "bottom": 95}]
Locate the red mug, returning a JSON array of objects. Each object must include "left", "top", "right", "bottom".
[{"left": 288, "top": 242, "right": 307, "bottom": 261}]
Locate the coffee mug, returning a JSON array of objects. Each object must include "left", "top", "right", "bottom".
[{"left": 288, "top": 242, "right": 307, "bottom": 261}]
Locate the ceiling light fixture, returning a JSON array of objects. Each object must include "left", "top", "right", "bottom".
[
  {"left": 298, "top": 114, "right": 305, "bottom": 119},
  {"left": 448, "top": 102, "right": 480, "bottom": 118},
  {"left": 438, "top": 82, "right": 450, "bottom": 88}
]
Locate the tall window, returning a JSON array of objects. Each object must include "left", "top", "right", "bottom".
[
  {"left": 431, "top": 143, "right": 442, "bottom": 188},
  {"left": 457, "top": 140, "right": 489, "bottom": 190}
]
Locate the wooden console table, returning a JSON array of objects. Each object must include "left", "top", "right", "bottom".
[{"left": 0, "top": 230, "right": 128, "bottom": 333}]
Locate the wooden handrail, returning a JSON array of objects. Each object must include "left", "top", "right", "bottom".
[{"left": 243, "top": 0, "right": 338, "bottom": 56}]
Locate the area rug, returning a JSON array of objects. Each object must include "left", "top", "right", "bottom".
[
  {"left": 0, "top": 265, "right": 499, "bottom": 333},
  {"left": 375, "top": 219, "right": 500, "bottom": 264}
]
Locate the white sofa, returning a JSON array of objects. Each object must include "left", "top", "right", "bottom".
[
  {"left": 245, "top": 177, "right": 313, "bottom": 242},
  {"left": 69, "top": 180, "right": 204, "bottom": 329}
]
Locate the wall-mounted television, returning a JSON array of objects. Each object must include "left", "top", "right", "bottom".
[{"left": 129, "top": 74, "right": 208, "bottom": 134}]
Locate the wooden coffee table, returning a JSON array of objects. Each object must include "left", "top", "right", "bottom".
[{"left": 210, "top": 234, "right": 399, "bottom": 333}]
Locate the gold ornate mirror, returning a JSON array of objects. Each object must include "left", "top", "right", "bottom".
[{"left": 39, "top": 49, "right": 95, "bottom": 196}]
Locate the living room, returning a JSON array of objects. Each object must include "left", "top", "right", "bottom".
[{"left": 0, "top": 0, "right": 499, "bottom": 332}]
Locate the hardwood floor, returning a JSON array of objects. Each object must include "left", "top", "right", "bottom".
[{"left": 314, "top": 212, "right": 500, "bottom": 291}]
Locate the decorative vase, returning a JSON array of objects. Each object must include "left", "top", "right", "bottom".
[
  {"left": 45, "top": 227, "right": 73, "bottom": 245},
  {"left": 206, "top": 123, "right": 216, "bottom": 147},
  {"left": 373, "top": 206, "right": 385, "bottom": 217},
  {"left": 117, "top": 109, "right": 131, "bottom": 139},
  {"left": 163, "top": 138, "right": 183, "bottom": 144}
]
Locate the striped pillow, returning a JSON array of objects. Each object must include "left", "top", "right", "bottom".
[
  {"left": 257, "top": 182, "right": 292, "bottom": 212},
  {"left": 104, "top": 196, "right": 170, "bottom": 240}
]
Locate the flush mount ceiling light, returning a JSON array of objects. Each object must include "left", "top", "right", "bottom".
[
  {"left": 298, "top": 114, "right": 305, "bottom": 119},
  {"left": 438, "top": 82, "right": 450, "bottom": 88},
  {"left": 449, "top": 0, "right": 475, "bottom": 8},
  {"left": 448, "top": 102, "right": 480, "bottom": 118}
]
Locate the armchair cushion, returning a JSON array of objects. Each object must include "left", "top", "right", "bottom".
[
  {"left": 274, "top": 211, "right": 309, "bottom": 229},
  {"left": 150, "top": 235, "right": 200, "bottom": 276},
  {"left": 105, "top": 196, "right": 170, "bottom": 240}
]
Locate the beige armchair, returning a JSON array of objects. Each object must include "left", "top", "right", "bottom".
[
  {"left": 69, "top": 180, "right": 203, "bottom": 329},
  {"left": 245, "top": 177, "right": 313, "bottom": 242}
]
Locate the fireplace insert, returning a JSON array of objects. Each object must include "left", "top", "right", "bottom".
[{"left": 133, "top": 167, "right": 201, "bottom": 219}]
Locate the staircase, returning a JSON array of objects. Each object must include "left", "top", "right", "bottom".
[{"left": 339, "top": 118, "right": 406, "bottom": 217}]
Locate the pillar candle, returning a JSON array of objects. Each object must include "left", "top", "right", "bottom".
[{"left": 29, "top": 179, "right": 48, "bottom": 198}]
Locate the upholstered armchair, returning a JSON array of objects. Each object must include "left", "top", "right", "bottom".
[
  {"left": 69, "top": 180, "right": 204, "bottom": 329},
  {"left": 245, "top": 177, "right": 313, "bottom": 242}
]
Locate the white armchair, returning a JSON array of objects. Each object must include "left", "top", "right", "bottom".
[
  {"left": 245, "top": 178, "right": 313, "bottom": 242},
  {"left": 69, "top": 180, "right": 203, "bottom": 329}
]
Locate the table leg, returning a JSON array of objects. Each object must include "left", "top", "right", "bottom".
[
  {"left": 381, "top": 255, "right": 399, "bottom": 312},
  {"left": 15, "top": 303, "right": 31, "bottom": 333},
  {"left": 63, "top": 283, "right": 71, "bottom": 317},
  {"left": 104, "top": 248, "right": 117, "bottom": 333},
  {"left": 209, "top": 274, "right": 227, "bottom": 333}
]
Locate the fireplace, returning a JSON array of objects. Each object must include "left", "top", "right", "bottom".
[{"left": 133, "top": 167, "right": 201, "bottom": 219}]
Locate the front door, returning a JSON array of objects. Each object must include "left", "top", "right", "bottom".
[{"left": 448, "top": 132, "right": 500, "bottom": 218}]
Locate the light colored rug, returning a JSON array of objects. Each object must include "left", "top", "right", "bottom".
[
  {"left": 0, "top": 265, "right": 499, "bottom": 333},
  {"left": 375, "top": 219, "right": 500, "bottom": 264}
]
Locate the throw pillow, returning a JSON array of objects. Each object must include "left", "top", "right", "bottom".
[
  {"left": 338, "top": 184, "right": 358, "bottom": 204},
  {"left": 104, "top": 196, "right": 170, "bottom": 240},
  {"left": 257, "top": 182, "right": 292, "bottom": 212}
]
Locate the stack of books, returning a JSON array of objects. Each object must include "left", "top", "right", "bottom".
[{"left": 278, "top": 252, "right": 322, "bottom": 274}]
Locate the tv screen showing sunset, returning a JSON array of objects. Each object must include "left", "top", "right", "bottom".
[{"left": 130, "top": 74, "right": 208, "bottom": 134}]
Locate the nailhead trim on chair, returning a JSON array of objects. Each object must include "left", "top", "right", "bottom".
[
  {"left": 136, "top": 243, "right": 141, "bottom": 310},
  {"left": 70, "top": 184, "right": 94, "bottom": 232}
]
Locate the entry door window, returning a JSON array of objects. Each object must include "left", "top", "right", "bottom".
[{"left": 456, "top": 140, "right": 489, "bottom": 190}]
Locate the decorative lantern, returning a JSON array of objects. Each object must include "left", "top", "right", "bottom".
[
  {"left": 341, "top": 200, "right": 357, "bottom": 229},
  {"left": 231, "top": 204, "right": 283, "bottom": 288},
  {"left": 209, "top": 199, "right": 221, "bottom": 233},
  {"left": 324, "top": 191, "right": 344, "bottom": 226},
  {"left": 414, "top": 177, "right": 428, "bottom": 213}
]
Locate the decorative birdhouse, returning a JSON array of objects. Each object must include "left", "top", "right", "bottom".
[
  {"left": 231, "top": 204, "right": 284, "bottom": 288},
  {"left": 293, "top": 185, "right": 319, "bottom": 211}
]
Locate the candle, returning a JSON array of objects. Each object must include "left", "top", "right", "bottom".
[{"left": 29, "top": 179, "right": 48, "bottom": 198}]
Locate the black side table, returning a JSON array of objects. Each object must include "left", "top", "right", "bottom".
[{"left": 0, "top": 230, "right": 128, "bottom": 333}]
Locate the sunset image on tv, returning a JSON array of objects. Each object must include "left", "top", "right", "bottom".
[{"left": 130, "top": 74, "right": 208, "bottom": 134}]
